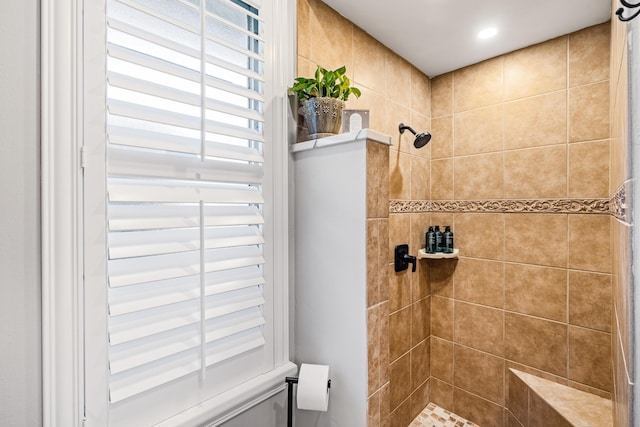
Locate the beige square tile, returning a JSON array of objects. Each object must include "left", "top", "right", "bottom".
[
  {"left": 410, "top": 213, "right": 431, "bottom": 301},
  {"left": 390, "top": 269, "right": 411, "bottom": 312},
  {"left": 367, "top": 220, "right": 381, "bottom": 307},
  {"left": 410, "top": 380, "right": 430, "bottom": 422},
  {"left": 454, "top": 301, "right": 504, "bottom": 356},
  {"left": 504, "top": 214, "right": 568, "bottom": 268},
  {"left": 411, "top": 338, "right": 430, "bottom": 389},
  {"left": 568, "top": 214, "right": 611, "bottom": 273},
  {"left": 346, "top": 86, "right": 386, "bottom": 134},
  {"left": 504, "top": 91, "right": 567, "bottom": 150},
  {"left": 454, "top": 57, "right": 503, "bottom": 112},
  {"left": 507, "top": 369, "right": 529, "bottom": 426},
  {"left": 431, "top": 296, "right": 454, "bottom": 340},
  {"left": 504, "top": 35, "right": 567, "bottom": 101},
  {"left": 454, "top": 105, "right": 504, "bottom": 156},
  {"left": 613, "top": 327, "right": 632, "bottom": 427},
  {"left": 380, "top": 382, "right": 390, "bottom": 427},
  {"left": 431, "top": 73, "right": 453, "bottom": 117},
  {"left": 390, "top": 353, "right": 412, "bottom": 410},
  {"left": 368, "top": 390, "right": 380, "bottom": 427},
  {"left": 568, "top": 140, "right": 610, "bottom": 198},
  {"left": 505, "top": 263, "right": 567, "bottom": 322},
  {"left": 454, "top": 387, "right": 505, "bottom": 427},
  {"left": 411, "top": 156, "right": 430, "bottom": 200},
  {"left": 380, "top": 302, "right": 390, "bottom": 386},
  {"left": 506, "top": 410, "right": 526, "bottom": 427},
  {"left": 386, "top": 101, "right": 412, "bottom": 151},
  {"left": 379, "top": 220, "right": 390, "bottom": 302},
  {"left": 504, "top": 145, "right": 567, "bottom": 199},
  {"left": 296, "top": 0, "right": 310, "bottom": 59},
  {"left": 431, "top": 159, "right": 454, "bottom": 200},
  {"left": 430, "top": 378, "right": 454, "bottom": 412},
  {"left": 296, "top": 56, "right": 317, "bottom": 79},
  {"left": 529, "top": 390, "right": 572, "bottom": 427},
  {"left": 569, "top": 82, "right": 610, "bottom": 143},
  {"left": 567, "top": 380, "right": 612, "bottom": 400},
  {"left": 609, "top": 77, "right": 629, "bottom": 193},
  {"left": 569, "top": 22, "right": 611, "bottom": 87},
  {"left": 454, "top": 153, "right": 504, "bottom": 200},
  {"left": 368, "top": 306, "right": 381, "bottom": 394},
  {"left": 429, "top": 258, "right": 455, "bottom": 297},
  {"left": 411, "top": 66, "right": 431, "bottom": 118},
  {"left": 308, "top": 0, "right": 353, "bottom": 72},
  {"left": 390, "top": 306, "right": 411, "bottom": 362},
  {"left": 431, "top": 116, "right": 453, "bottom": 159},
  {"left": 454, "top": 345, "right": 505, "bottom": 405},
  {"left": 568, "top": 326, "right": 612, "bottom": 392},
  {"left": 389, "top": 149, "right": 411, "bottom": 200},
  {"left": 454, "top": 257, "right": 504, "bottom": 308},
  {"left": 353, "top": 26, "right": 386, "bottom": 93},
  {"left": 431, "top": 337, "right": 454, "bottom": 384},
  {"left": 386, "top": 51, "right": 412, "bottom": 107},
  {"left": 410, "top": 213, "right": 431, "bottom": 263},
  {"left": 505, "top": 313, "right": 568, "bottom": 377},
  {"left": 389, "top": 213, "right": 411, "bottom": 262},
  {"left": 367, "top": 141, "right": 390, "bottom": 219},
  {"left": 411, "top": 297, "right": 430, "bottom": 346},
  {"left": 454, "top": 213, "right": 504, "bottom": 260},
  {"left": 390, "top": 400, "right": 413, "bottom": 427}
]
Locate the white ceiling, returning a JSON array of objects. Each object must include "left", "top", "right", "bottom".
[{"left": 321, "top": 0, "right": 612, "bottom": 77}]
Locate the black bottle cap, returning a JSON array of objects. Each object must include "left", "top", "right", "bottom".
[
  {"left": 445, "top": 226, "right": 451, "bottom": 232},
  {"left": 428, "top": 226, "right": 434, "bottom": 231}
]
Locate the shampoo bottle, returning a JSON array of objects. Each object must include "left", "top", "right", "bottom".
[
  {"left": 434, "top": 226, "right": 443, "bottom": 253},
  {"left": 426, "top": 226, "right": 436, "bottom": 253},
  {"left": 444, "top": 226, "right": 454, "bottom": 253}
]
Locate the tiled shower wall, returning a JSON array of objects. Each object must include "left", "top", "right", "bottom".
[
  {"left": 297, "top": 2, "right": 616, "bottom": 427},
  {"left": 609, "top": 0, "right": 633, "bottom": 424},
  {"left": 421, "top": 24, "right": 614, "bottom": 426},
  {"left": 296, "top": 0, "right": 433, "bottom": 425}
]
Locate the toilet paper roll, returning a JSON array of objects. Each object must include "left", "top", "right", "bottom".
[{"left": 296, "top": 363, "right": 330, "bottom": 411}]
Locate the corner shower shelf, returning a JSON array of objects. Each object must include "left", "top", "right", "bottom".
[{"left": 418, "top": 248, "right": 459, "bottom": 259}]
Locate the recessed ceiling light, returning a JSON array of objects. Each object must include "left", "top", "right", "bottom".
[{"left": 478, "top": 27, "right": 498, "bottom": 39}]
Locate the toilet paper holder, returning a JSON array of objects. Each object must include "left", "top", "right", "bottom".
[{"left": 285, "top": 376, "right": 332, "bottom": 427}]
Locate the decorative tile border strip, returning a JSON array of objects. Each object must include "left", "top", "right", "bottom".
[
  {"left": 390, "top": 198, "right": 611, "bottom": 214},
  {"left": 610, "top": 181, "right": 628, "bottom": 222}
]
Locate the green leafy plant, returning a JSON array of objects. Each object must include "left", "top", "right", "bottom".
[{"left": 289, "top": 65, "right": 361, "bottom": 102}]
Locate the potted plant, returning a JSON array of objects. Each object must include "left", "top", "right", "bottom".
[{"left": 290, "top": 65, "right": 361, "bottom": 139}]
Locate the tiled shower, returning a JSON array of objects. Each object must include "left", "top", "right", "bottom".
[{"left": 296, "top": 0, "right": 632, "bottom": 425}]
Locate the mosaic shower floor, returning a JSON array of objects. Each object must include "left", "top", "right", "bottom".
[{"left": 410, "top": 402, "right": 480, "bottom": 427}]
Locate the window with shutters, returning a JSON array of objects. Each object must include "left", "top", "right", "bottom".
[{"left": 78, "top": 0, "right": 295, "bottom": 425}]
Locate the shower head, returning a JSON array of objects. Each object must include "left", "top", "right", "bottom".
[{"left": 398, "top": 123, "right": 432, "bottom": 148}]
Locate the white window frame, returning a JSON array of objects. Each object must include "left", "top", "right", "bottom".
[{"left": 41, "top": 0, "right": 297, "bottom": 425}]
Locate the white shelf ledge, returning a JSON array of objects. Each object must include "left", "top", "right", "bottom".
[
  {"left": 418, "top": 248, "right": 459, "bottom": 259},
  {"left": 291, "top": 128, "right": 391, "bottom": 153}
]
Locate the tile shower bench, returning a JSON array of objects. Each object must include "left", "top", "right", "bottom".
[{"left": 507, "top": 369, "right": 612, "bottom": 427}]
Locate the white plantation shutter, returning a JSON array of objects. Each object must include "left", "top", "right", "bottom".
[{"left": 104, "top": 0, "right": 271, "bottom": 417}]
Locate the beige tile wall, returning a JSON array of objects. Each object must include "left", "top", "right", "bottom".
[
  {"left": 297, "top": 2, "right": 616, "bottom": 426},
  {"left": 609, "top": 0, "right": 633, "bottom": 425},
  {"left": 297, "top": 1, "right": 432, "bottom": 425},
  {"left": 429, "top": 23, "right": 614, "bottom": 426}
]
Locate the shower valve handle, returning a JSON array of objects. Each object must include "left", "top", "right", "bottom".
[
  {"left": 394, "top": 244, "right": 417, "bottom": 272},
  {"left": 404, "top": 254, "right": 417, "bottom": 272}
]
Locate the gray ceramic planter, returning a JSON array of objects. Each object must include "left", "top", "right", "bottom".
[{"left": 301, "top": 97, "right": 345, "bottom": 139}]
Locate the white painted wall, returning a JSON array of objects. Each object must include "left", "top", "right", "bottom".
[{"left": 0, "top": 1, "right": 42, "bottom": 426}]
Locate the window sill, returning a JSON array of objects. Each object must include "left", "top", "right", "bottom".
[{"left": 156, "top": 361, "right": 298, "bottom": 427}]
